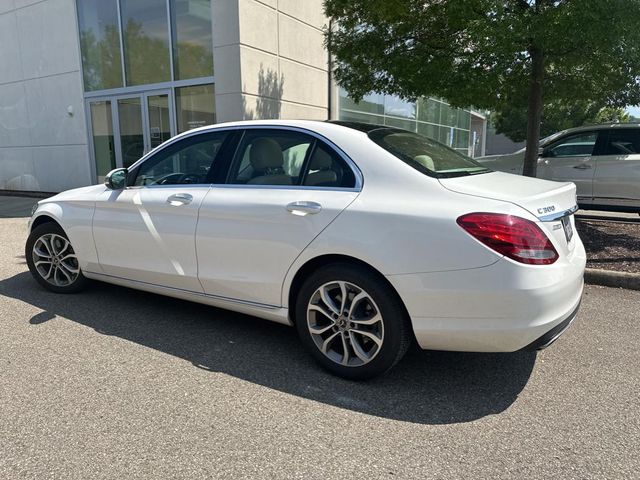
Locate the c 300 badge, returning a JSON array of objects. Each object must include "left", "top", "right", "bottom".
[{"left": 537, "top": 205, "right": 556, "bottom": 214}]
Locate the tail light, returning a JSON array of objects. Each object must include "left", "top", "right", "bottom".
[{"left": 457, "top": 213, "right": 558, "bottom": 265}]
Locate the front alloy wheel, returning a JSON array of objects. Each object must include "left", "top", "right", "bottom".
[{"left": 26, "top": 223, "right": 88, "bottom": 293}]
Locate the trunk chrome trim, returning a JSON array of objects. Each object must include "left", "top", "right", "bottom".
[{"left": 538, "top": 204, "right": 579, "bottom": 222}]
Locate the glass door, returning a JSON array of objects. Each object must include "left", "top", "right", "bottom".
[{"left": 86, "top": 90, "right": 175, "bottom": 182}]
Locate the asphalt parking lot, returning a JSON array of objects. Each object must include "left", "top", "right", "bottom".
[{"left": 1, "top": 200, "right": 639, "bottom": 479}]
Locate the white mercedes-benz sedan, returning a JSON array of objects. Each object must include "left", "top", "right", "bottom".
[{"left": 26, "top": 120, "right": 586, "bottom": 379}]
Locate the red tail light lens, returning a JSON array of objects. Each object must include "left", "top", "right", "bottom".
[{"left": 457, "top": 213, "right": 558, "bottom": 265}]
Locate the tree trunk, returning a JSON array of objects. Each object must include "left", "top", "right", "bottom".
[{"left": 522, "top": 46, "right": 545, "bottom": 177}]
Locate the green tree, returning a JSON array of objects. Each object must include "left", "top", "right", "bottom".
[
  {"left": 325, "top": 0, "right": 640, "bottom": 176},
  {"left": 492, "top": 103, "right": 631, "bottom": 142}
]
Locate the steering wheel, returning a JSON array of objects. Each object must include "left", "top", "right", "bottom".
[{"left": 149, "top": 172, "right": 204, "bottom": 185}]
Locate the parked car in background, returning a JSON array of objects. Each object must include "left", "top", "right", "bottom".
[
  {"left": 26, "top": 120, "right": 585, "bottom": 379},
  {"left": 479, "top": 123, "right": 640, "bottom": 214}
]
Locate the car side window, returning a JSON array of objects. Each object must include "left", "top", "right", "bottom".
[
  {"left": 545, "top": 132, "right": 597, "bottom": 158},
  {"left": 226, "top": 130, "right": 313, "bottom": 186},
  {"left": 601, "top": 129, "right": 640, "bottom": 155},
  {"left": 302, "top": 142, "right": 356, "bottom": 188},
  {"left": 133, "top": 133, "right": 228, "bottom": 186}
]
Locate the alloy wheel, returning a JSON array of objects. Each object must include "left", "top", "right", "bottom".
[
  {"left": 32, "top": 233, "right": 80, "bottom": 287},
  {"left": 307, "top": 281, "right": 384, "bottom": 367}
]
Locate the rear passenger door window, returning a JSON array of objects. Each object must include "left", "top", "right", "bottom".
[
  {"left": 302, "top": 143, "right": 356, "bottom": 188},
  {"left": 226, "top": 130, "right": 313, "bottom": 185},
  {"left": 600, "top": 129, "right": 640, "bottom": 155}
]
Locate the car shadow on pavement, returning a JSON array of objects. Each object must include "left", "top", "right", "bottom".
[{"left": 0, "top": 272, "right": 536, "bottom": 425}]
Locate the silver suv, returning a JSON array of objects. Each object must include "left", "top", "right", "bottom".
[{"left": 479, "top": 123, "right": 640, "bottom": 213}]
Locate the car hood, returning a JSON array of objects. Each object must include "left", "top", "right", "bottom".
[
  {"left": 40, "top": 184, "right": 107, "bottom": 204},
  {"left": 438, "top": 171, "right": 577, "bottom": 220}
]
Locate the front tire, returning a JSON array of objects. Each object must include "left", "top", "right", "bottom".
[
  {"left": 295, "top": 263, "right": 412, "bottom": 380},
  {"left": 25, "top": 223, "right": 88, "bottom": 293}
]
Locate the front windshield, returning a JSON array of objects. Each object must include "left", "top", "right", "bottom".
[{"left": 368, "top": 128, "right": 491, "bottom": 178}]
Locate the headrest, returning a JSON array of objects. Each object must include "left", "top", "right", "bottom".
[
  {"left": 414, "top": 154, "right": 435, "bottom": 171},
  {"left": 250, "top": 138, "right": 283, "bottom": 171},
  {"left": 309, "top": 148, "right": 333, "bottom": 170}
]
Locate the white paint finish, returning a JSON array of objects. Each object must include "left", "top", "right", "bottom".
[
  {"left": 237, "top": 0, "right": 277, "bottom": 51},
  {"left": 31, "top": 145, "right": 92, "bottom": 192},
  {"left": 31, "top": 185, "right": 103, "bottom": 272},
  {"left": 0, "top": 82, "right": 31, "bottom": 147},
  {"left": 277, "top": 13, "right": 327, "bottom": 70},
  {"left": 0, "top": 147, "right": 37, "bottom": 190},
  {"left": 279, "top": 58, "right": 328, "bottom": 107},
  {"left": 23, "top": 71, "right": 87, "bottom": 146},
  {"left": 278, "top": 0, "right": 326, "bottom": 28},
  {"left": 0, "top": 11, "right": 23, "bottom": 84},
  {"left": 32, "top": 120, "right": 586, "bottom": 353},
  {"left": 92, "top": 186, "right": 211, "bottom": 292},
  {"left": 16, "top": 0, "right": 81, "bottom": 79},
  {"left": 197, "top": 186, "right": 358, "bottom": 306},
  {"left": 538, "top": 155, "right": 594, "bottom": 199}
]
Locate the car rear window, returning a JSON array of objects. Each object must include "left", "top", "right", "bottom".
[{"left": 368, "top": 128, "right": 490, "bottom": 178}]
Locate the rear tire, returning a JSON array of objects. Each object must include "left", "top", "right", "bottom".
[
  {"left": 295, "top": 263, "right": 412, "bottom": 380},
  {"left": 26, "top": 222, "right": 88, "bottom": 293}
]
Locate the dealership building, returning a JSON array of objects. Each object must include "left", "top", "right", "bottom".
[{"left": 0, "top": 0, "right": 487, "bottom": 193}]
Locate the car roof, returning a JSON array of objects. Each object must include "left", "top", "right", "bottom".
[{"left": 558, "top": 122, "right": 640, "bottom": 135}]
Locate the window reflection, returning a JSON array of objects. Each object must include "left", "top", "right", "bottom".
[
  {"left": 171, "top": 0, "right": 213, "bottom": 79},
  {"left": 120, "top": 0, "right": 171, "bottom": 85},
  {"left": 77, "top": 0, "right": 123, "bottom": 91},
  {"left": 176, "top": 84, "right": 216, "bottom": 133}
]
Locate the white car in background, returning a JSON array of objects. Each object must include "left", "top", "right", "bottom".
[
  {"left": 26, "top": 120, "right": 585, "bottom": 379},
  {"left": 479, "top": 123, "right": 640, "bottom": 213}
]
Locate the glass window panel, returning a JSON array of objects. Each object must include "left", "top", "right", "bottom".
[
  {"left": 384, "top": 116, "right": 415, "bottom": 131},
  {"left": 417, "top": 122, "right": 438, "bottom": 141},
  {"left": 175, "top": 83, "right": 216, "bottom": 133},
  {"left": 455, "top": 130, "right": 470, "bottom": 149},
  {"left": 147, "top": 94, "right": 172, "bottom": 149},
  {"left": 458, "top": 110, "right": 471, "bottom": 129},
  {"left": 118, "top": 97, "right": 145, "bottom": 168},
  {"left": 89, "top": 101, "right": 116, "bottom": 181},
  {"left": 383, "top": 95, "right": 416, "bottom": 119},
  {"left": 76, "top": 0, "right": 123, "bottom": 90},
  {"left": 121, "top": 0, "right": 171, "bottom": 85},
  {"left": 302, "top": 143, "right": 356, "bottom": 188},
  {"left": 134, "top": 132, "right": 227, "bottom": 186},
  {"left": 339, "top": 88, "right": 384, "bottom": 115},
  {"left": 171, "top": 0, "right": 214, "bottom": 79},
  {"left": 338, "top": 110, "right": 384, "bottom": 126},
  {"left": 417, "top": 98, "right": 441, "bottom": 124},
  {"left": 226, "top": 129, "right": 313, "bottom": 186}
]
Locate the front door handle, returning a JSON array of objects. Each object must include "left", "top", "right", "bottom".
[
  {"left": 166, "top": 193, "right": 193, "bottom": 206},
  {"left": 573, "top": 164, "right": 592, "bottom": 170},
  {"left": 286, "top": 201, "right": 322, "bottom": 216}
]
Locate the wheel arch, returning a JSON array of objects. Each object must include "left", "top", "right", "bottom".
[
  {"left": 286, "top": 254, "right": 411, "bottom": 326},
  {"left": 30, "top": 214, "right": 63, "bottom": 232}
]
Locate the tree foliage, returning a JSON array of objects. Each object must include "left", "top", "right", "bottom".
[
  {"left": 492, "top": 103, "right": 631, "bottom": 142},
  {"left": 325, "top": 0, "right": 640, "bottom": 175}
]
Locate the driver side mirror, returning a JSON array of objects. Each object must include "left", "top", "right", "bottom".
[{"left": 105, "top": 168, "right": 128, "bottom": 190}]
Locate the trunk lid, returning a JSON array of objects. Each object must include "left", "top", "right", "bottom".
[{"left": 440, "top": 171, "right": 579, "bottom": 256}]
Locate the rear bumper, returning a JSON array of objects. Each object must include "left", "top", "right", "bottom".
[
  {"left": 519, "top": 299, "right": 581, "bottom": 351},
  {"left": 386, "top": 241, "right": 586, "bottom": 352}
]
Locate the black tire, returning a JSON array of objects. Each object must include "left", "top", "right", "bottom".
[
  {"left": 25, "top": 222, "right": 88, "bottom": 293},
  {"left": 295, "top": 263, "right": 412, "bottom": 380}
]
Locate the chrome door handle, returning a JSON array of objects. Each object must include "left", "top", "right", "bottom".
[
  {"left": 573, "top": 164, "right": 592, "bottom": 170},
  {"left": 166, "top": 193, "right": 193, "bottom": 205},
  {"left": 286, "top": 201, "right": 322, "bottom": 215}
]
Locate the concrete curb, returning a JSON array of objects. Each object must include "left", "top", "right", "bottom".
[{"left": 585, "top": 268, "right": 640, "bottom": 291}]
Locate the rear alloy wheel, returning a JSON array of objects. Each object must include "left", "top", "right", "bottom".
[
  {"left": 26, "top": 223, "right": 88, "bottom": 293},
  {"left": 295, "top": 264, "right": 411, "bottom": 380}
]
